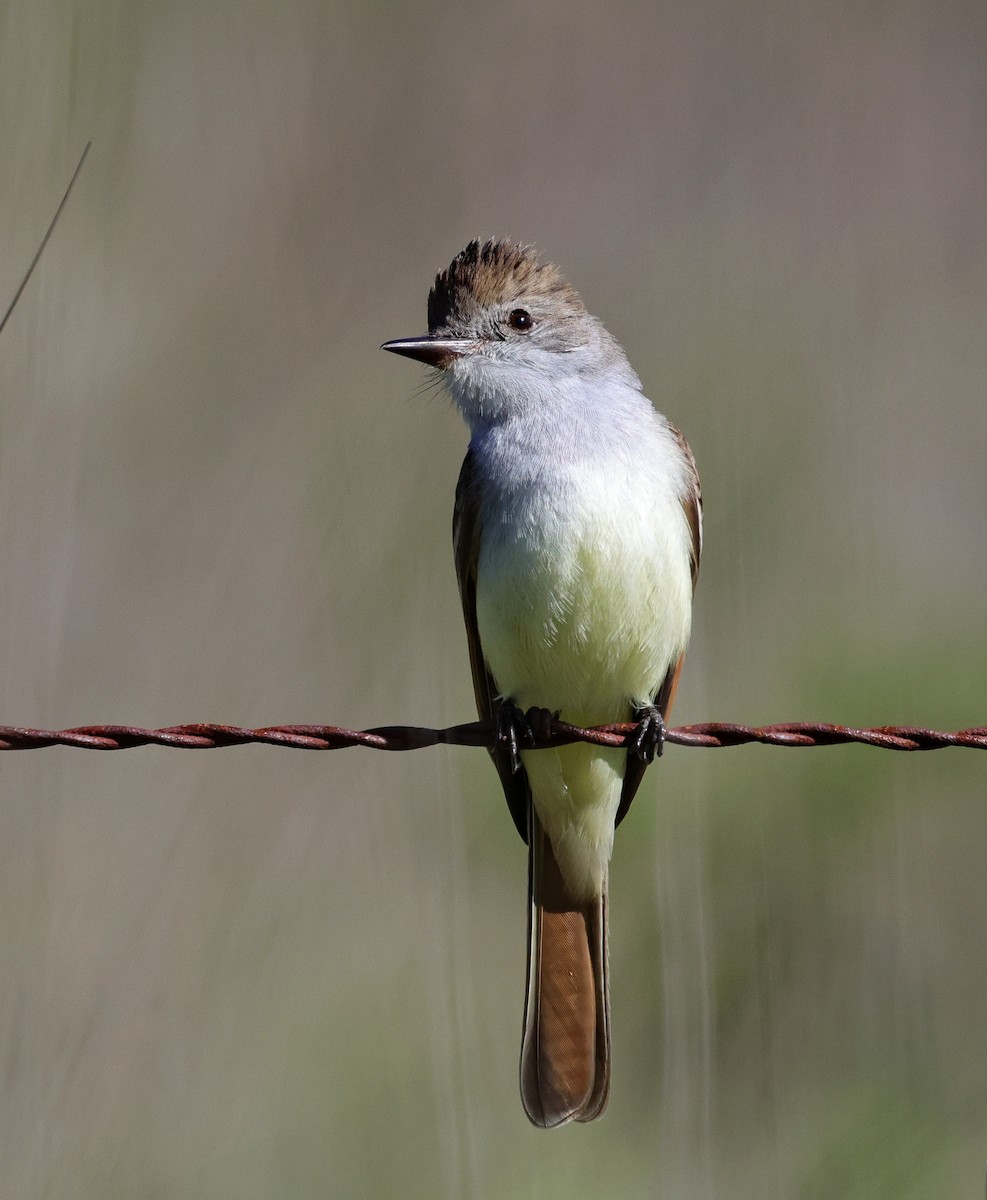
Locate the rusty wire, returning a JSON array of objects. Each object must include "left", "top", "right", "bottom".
[{"left": 0, "top": 720, "right": 984, "bottom": 752}]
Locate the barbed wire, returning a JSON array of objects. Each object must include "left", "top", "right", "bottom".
[{"left": 0, "top": 720, "right": 984, "bottom": 752}]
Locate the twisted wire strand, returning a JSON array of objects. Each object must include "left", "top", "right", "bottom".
[{"left": 0, "top": 720, "right": 984, "bottom": 752}]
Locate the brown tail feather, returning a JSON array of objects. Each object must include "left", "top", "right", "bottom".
[{"left": 520, "top": 809, "right": 610, "bottom": 1128}]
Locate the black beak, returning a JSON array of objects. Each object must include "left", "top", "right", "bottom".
[{"left": 380, "top": 335, "right": 474, "bottom": 369}]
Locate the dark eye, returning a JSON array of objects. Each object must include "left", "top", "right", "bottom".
[{"left": 507, "top": 308, "right": 534, "bottom": 331}]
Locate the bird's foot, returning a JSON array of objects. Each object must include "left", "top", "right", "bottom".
[
  {"left": 630, "top": 704, "right": 666, "bottom": 762},
  {"left": 496, "top": 701, "right": 557, "bottom": 773}
]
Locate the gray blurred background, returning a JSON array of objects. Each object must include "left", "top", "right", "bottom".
[{"left": 2, "top": 1, "right": 985, "bottom": 1196}]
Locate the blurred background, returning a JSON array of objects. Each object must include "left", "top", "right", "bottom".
[{"left": 2, "top": 1, "right": 985, "bottom": 1196}]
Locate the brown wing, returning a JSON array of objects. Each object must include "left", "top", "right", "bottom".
[
  {"left": 615, "top": 427, "right": 703, "bottom": 826},
  {"left": 454, "top": 449, "right": 530, "bottom": 841},
  {"left": 670, "top": 423, "right": 703, "bottom": 590}
]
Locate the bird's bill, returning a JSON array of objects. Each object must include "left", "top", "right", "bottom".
[{"left": 380, "top": 335, "right": 474, "bottom": 369}]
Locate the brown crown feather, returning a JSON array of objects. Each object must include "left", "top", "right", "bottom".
[{"left": 427, "top": 239, "right": 584, "bottom": 332}]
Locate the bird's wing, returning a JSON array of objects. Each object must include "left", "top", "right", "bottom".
[
  {"left": 672, "top": 423, "right": 704, "bottom": 590},
  {"left": 616, "top": 427, "right": 703, "bottom": 826},
  {"left": 454, "top": 449, "right": 531, "bottom": 841}
]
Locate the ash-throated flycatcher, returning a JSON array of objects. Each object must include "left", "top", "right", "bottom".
[{"left": 383, "top": 240, "right": 702, "bottom": 1128}]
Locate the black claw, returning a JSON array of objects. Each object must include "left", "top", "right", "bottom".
[
  {"left": 496, "top": 702, "right": 555, "bottom": 773},
  {"left": 631, "top": 705, "right": 666, "bottom": 763},
  {"left": 524, "top": 706, "right": 555, "bottom": 744},
  {"left": 496, "top": 700, "right": 533, "bottom": 774}
]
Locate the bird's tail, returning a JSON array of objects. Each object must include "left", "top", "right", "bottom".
[{"left": 520, "top": 807, "right": 610, "bottom": 1127}]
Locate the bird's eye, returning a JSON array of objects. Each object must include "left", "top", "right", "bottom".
[{"left": 507, "top": 308, "right": 534, "bottom": 332}]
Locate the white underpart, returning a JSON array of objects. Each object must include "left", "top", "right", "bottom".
[{"left": 449, "top": 345, "right": 695, "bottom": 902}]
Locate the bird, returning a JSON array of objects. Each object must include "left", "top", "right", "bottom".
[{"left": 382, "top": 239, "right": 701, "bottom": 1128}]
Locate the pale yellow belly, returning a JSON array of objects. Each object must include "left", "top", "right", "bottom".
[
  {"left": 476, "top": 511, "right": 692, "bottom": 721},
  {"left": 475, "top": 506, "right": 692, "bottom": 899}
]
